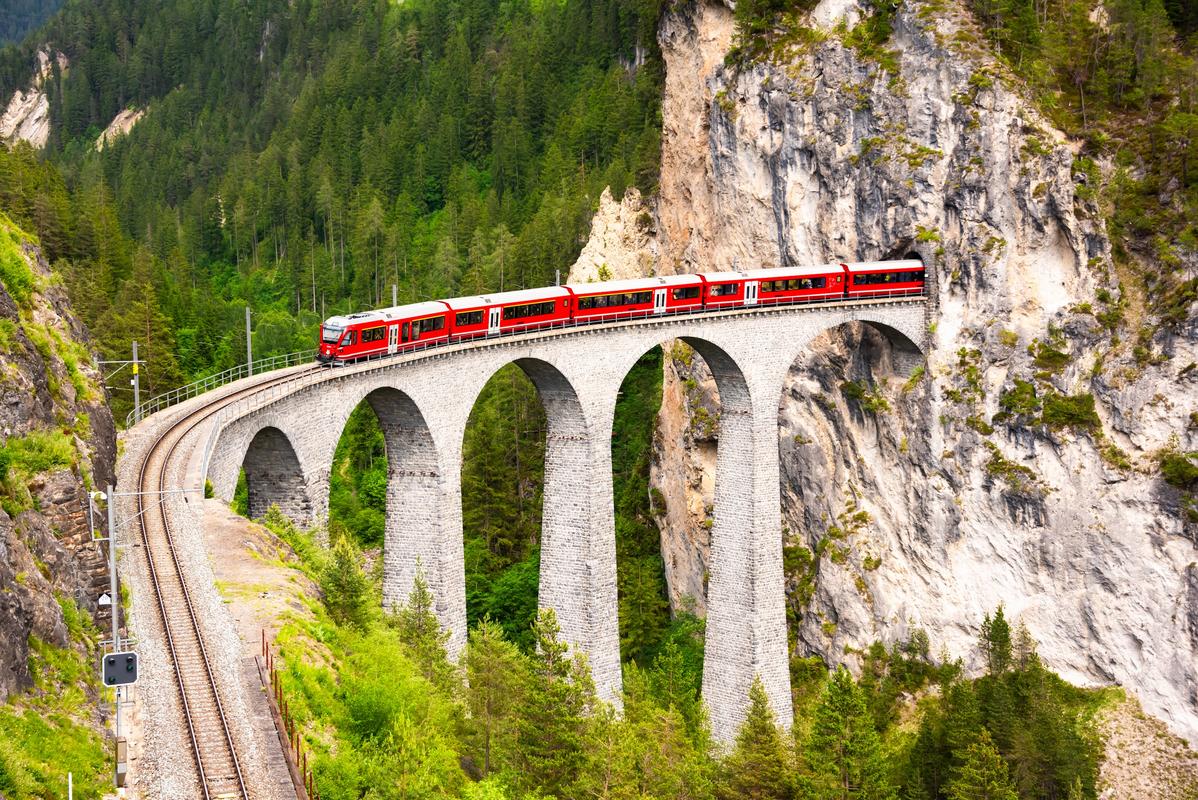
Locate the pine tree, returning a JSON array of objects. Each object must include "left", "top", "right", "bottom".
[
  {"left": 718, "top": 677, "right": 794, "bottom": 800},
  {"left": 515, "top": 608, "right": 594, "bottom": 796},
  {"left": 979, "top": 606, "right": 1012, "bottom": 675},
  {"left": 945, "top": 732, "right": 1018, "bottom": 800},
  {"left": 392, "top": 566, "right": 455, "bottom": 691},
  {"left": 321, "top": 532, "right": 372, "bottom": 629},
  {"left": 463, "top": 618, "right": 528, "bottom": 777},
  {"left": 806, "top": 667, "right": 896, "bottom": 800}
]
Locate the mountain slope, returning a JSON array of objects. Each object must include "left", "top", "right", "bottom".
[{"left": 642, "top": 0, "right": 1198, "bottom": 746}]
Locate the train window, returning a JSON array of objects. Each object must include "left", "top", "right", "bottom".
[
  {"left": 322, "top": 326, "right": 343, "bottom": 343},
  {"left": 342, "top": 330, "right": 357, "bottom": 346},
  {"left": 414, "top": 316, "right": 446, "bottom": 336},
  {"left": 710, "top": 283, "right": 740, "bottom": 297},
  {"left": 761, "top": 277, "right": 826, "bottom": 292},
  {"left": 577, "top": 291, "right": 653, "bottom": 310},
  {"left": 502, "top": 301, "right": 557, "bottom": 320},
  {"left": 854, "top": 270, "right": 926, "bottom": 285},
  {"left": 456, "top": 310, "right": 484, "bottom": 327},
  {"left": 672, "top": 286, "right": 700, "bottom": 300},
  {"left": 362, "top": 327, "right": 386, "bottom": 343}
]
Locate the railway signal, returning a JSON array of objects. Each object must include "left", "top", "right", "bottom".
[{"left": 102, "top": 651, "right": 139, "bottom": 686}]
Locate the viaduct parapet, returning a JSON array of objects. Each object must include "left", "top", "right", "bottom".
[{"left": 202, "top": 299, "right": 926, "bottom": 742}]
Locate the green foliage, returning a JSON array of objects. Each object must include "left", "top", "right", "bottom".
[
  {"left": 901, "top": 612, "right": 1100, "bottom": 800},
  {"left": 231, "top": 468, "right": 248, "bottom": 517},
  {"left": 321, "top": 532, "right": 372, "bottom": 630},
  {"left": 391, "top": 567, "right": 455, "bottom": 691},
  {"left": 1159, "top": 447, "right": 1198, "bottom": 489},
  {"left": 611, "top": 348, "right": 670, "bottom": 664},
  {"left": 806, "top": 667, "right": 896, "bottom": 800},
  {"left": 841, "top": 379, "right": 892, "bottom": 414},
  {"left": 0, "top": 428, "right": 77, "bottom": 513},
  {"left": 0, "top": 0, "right": 667, "bottom": 424},
  {"left": 979, "top": 606, "right": 1013, "bottom": 675},
  {"left": 461, "top": 365, "right": 546, "bottom": 642},
  {"left": 328, "top": 401, "right": 388, "bottom": 547},
  {"left": 0, "top": 595, "right": 107, "bottom": 795},
  {"left": 719, "top": 677, "right": 794, "bottom": 800},
  {"left": 0, "top": 214, "right": 36, "bottom": 308},
  {"left": 0, "top": 0, "right": 63, "bottom": 45},
  {"left": 996, "top": 379, "right": 1041, "bottom": 420},
  {"left": 1041, "top": 393, "right": 1101, "bottom": 431},
  {"left": 945, "top": 731, "right": 1019, "bottom": 800}
]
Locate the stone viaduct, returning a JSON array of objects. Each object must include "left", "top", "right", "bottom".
[{"left": 203, "top": 298, "right": 926, "bottom": 742}]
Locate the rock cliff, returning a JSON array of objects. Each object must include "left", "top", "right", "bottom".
[
  {"left": 0, "top": 49, "right": 66, "bottom": 149},
  {"left": 569, "top": 0, "right": 1198, "bottom": 745},
  {"left": 0, "top": 213, "right": 115, "bottom": 700}
]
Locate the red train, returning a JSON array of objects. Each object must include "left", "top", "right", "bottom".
[{"left": 317, "top": 259, "right": 924, "bottom": 364}]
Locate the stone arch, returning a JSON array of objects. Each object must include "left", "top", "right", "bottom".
[
  {"left": 242, "top": 426, "right": 311, "bottom": 522},
  {"left": 461, "top": 355, "right": 589, "bottom": 598},
  {"left": 330, "top": 385, "right": 441, "bottom": 612},
  {"left": 619, "top": 333, "right": 791, "bottom": 740}
]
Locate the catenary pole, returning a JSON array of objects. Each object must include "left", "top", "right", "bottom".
[
  {"left": 245, "top": 306, "right": 253, "bottom": 376},
  {"left": 131, "top": 341, "right": 140, "bottom": 423}
]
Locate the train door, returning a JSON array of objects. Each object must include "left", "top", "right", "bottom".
[
  {"left": 745, "top": 281, "right": 759, "bottom": 306},
  {"left": 653, "top": 288, "right": 667, "bottom": 314},
  {"left": 388, "top": 324, "right": 399, "bottom": 355},
  {"left": 488, "top": 306, "right": 501, "bottom": 334}
]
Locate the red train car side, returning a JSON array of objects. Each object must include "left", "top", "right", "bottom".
[
  {"left": 843, "top": 259, "right": 925, "bottom": 298},
  {"left": 567, "top": 274, "right": 705, "bottom": 320},
  {"left": 444, "top": 286, "right": 572, "bottom": 340}
]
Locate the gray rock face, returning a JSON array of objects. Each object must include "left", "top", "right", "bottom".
[
  {"left": 651, "top": 0, "right": 1198, "bottom": 743},
  {"left": 0, "top": 229, "right": 114, "bottom": 702}
]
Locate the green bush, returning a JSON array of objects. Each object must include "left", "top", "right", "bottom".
[
  {"left": 0, "top": 220, "right": 36, "bottom": 308},
  {"left": 1159, "top": 449, "right": 1198, "bottom": 489},
  {"left": 1041, "top": 393, "right": 1101, "bottom": 431}
]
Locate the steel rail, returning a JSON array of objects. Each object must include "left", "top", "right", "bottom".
[{"left": 134, "top": 366, "right": 322, "bottom": 798}]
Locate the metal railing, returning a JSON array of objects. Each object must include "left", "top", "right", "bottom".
[{"left": 126, "top": 349, "right": 315, "bottom": 427}]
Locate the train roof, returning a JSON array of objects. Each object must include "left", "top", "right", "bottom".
[
  {"left": 697, "top": 271, "right": 747, "bottom": 282},
  {"left": 843, "top": 259, "right": 924, "bottom": 273},
  {"left": 566, "top": 274, "right": 701, "bottom": 295},
  {"left": 442, "top": 285, "right": 571, "bottom": 310},
  {"left": 740, "top": 264, "right": 844, "bottom": 280},
  {"left": 324, "top": 300, "right": 449, "bottom": 328}
]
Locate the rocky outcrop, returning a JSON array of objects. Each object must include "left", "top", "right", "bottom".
[
  {"left": 0, "top": 216, "right": 114, "bottom": 701},
  {"left": 641, "top": 0, "right": 1198, "bottom": 744},
  {"left": 567, "top": 186, "right": 658, "bottom": 284},
  {"left": 0, "top": 49, "right": 66, "bottom": 149},
  {"left": 96, "top": 107, "right": 145, "bottom": 151}
]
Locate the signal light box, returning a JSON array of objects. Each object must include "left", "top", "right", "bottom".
[{"left": 102, "top": 651, "right": 138, "bottom": 686}]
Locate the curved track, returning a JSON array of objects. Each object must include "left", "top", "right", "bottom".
[{"left": 134, "top": 367, "right": 322, "bottom": 799}]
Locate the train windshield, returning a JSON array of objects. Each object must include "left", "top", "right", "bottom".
[{"left": 321, "top": 325, "right": 343, "bottom": 343}]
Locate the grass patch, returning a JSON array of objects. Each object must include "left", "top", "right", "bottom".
[
  {"left": 0, "top": 215, "right": 38, "bottom": 309},
  {"left": 841, "top": 380, "right": 891, "bottom": 414},
  {"left": 1041, "top": 393, "right": 1101, "bottom": 432}
]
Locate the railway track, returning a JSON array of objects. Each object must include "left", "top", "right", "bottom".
[{"left": 134, "top": 366, "right": 323, "bottom": 799}]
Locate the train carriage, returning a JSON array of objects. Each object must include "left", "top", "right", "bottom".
[
  {"left": 742, "top": 264, "right": 847, "bottom": 305},
  {"left": 317, "top": 300, "right": 450, "bottom": 364},
  {"left": 444, "top": 286, "right": 572, "bottom": 340},
  {"left": 700, "top": 272, "right": 747, "bottom": 308},
  {"left": 567, "top": 274, "right": 705, "bottom": 320},
  {"left": 843, "top": 259, "right": 926, "bottom": 298}
]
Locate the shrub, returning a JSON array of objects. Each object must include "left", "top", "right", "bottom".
[
  {"left": 1041, "top": 393, "right": 1101, "bottom": 431},
  {"left": 1159, "top": 449, "right": 1198, "bottom": 489}
]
